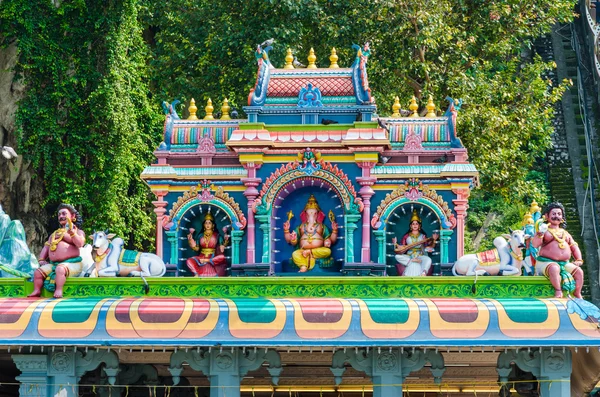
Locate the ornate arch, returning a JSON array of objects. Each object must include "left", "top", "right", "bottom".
[
  {"left": 163, "top": 181, "right": 247, "bottom": 232},
  {"left": 252, "top": 149, "right": 364, "bottom": 266},
  {"left": 252, "top": 150, "right": 364, "bottom": 216},
  {"left": 161, "top": 181, "right": 246, "bottom": 267},
  {"left": 371, "top": 179, "right": 456, "bottom": 230}
]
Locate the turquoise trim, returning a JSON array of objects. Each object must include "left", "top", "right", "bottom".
[
  {"left": 345, "top": 214, "right": 361, "bottom": 263},
  {"left": 265, "top": 96, "right": 356, "bottom": 105}
]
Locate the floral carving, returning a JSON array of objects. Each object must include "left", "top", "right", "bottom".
[
  {"left": 403, "top": 129, "right": 423, "bottom": 151},
  {"left": 167, "top": 181, "right": 247, "bottom": 230},
  {"left": 371, "top": 179, "right": 456, "bottom": 229}
]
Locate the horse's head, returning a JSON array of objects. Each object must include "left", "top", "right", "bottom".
[{"left": 91, "top": 230, "right": 116, "bottom": 250}]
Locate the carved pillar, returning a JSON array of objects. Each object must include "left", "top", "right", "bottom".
[
  {"left": 497, "top": 348, "right": 572, "bottom": 397},
  {"left": 357, "top": 165, "right": 376, "bottom": 262},
  {"left": 169, "top": 348, "right": 282, "bottom": 397},
  {"left": 255, "top": 214, "right": 271, "bottom": 264},
  {"left": 13, "top": 355, "right": 49, "bottom": 397},
  {"left": 165, "top": 231, "right": 179, "bottom": 270},
  {"left": 373, "top": 230, "right": 386, "bottom": 264},
  {"left": 13, "top": 350, "right": 119, "bottom": 397},
  {"left": 242, "top": 165, "right": 261, "bottom": 264},
  {"left": 452, "top": 188, "right": 470, "bottom": 258},
  {"left": 344, "top": 214, "right": 361, "bottom": 263},
  {"left": 439, "top": 229, "right": 453, "bottom": 264},
  {"left": 152, "top": 190, "right": 168, "bottom": 256},
  {"left": 231, "top": 230, "right": 244, "bottom": 265},
  {"left": 331, "top": 348, "right": 445, "bottom": 397}
]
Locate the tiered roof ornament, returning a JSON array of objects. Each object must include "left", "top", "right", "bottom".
[{"left": 246, "top": 42, "right": 376, "bottom": 124}]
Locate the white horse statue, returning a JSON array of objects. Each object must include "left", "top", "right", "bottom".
[
  {"left": 452, "top": 229, "right": 531, "bottom": 276},
  {"left": 82, "top": 231, "right": 166, "bottom": 277}
]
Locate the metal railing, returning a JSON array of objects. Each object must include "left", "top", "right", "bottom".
[{"left": 570, "top": 24, "right": 600, "bottom": 286}]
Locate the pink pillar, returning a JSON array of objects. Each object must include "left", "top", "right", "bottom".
[
  {"left": 452, "top": 188, "right": 470, "bottom": 258},
  {"left": 357, "top": 162, "right": 376, "bottom": 263},
  {"left": 242, "top": 162, "right": 262, "bottom": 264},
  {"left": 152, "top": 191, "right": 168, "bottom": 256}
]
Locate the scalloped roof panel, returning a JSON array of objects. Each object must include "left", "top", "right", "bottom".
[{"left": 0, "top": 297, "right": 598, "bottom": 346}]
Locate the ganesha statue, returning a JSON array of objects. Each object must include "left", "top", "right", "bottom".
[{"left": 283, "top": 195, "right": 338, "bottom": 272}]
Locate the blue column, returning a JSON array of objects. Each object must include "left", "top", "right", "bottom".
[
  {"left": 331, "top": 348, "right": 445, "bottom": 396},
  {"left": 169, "top": 347, "right": 282, "bottom": 397},
  {"left": 13, "top": 350, "right": 120, "bottom": 397},
  {"left": 497, "top": 348, "right": 572, "bottom": 397},
  {"left": 13, "top": 355, "right": 49, "bottom": 397}
]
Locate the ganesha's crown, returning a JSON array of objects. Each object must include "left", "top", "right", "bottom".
[{"left": 304, "top": 195, "right": 321, "bottom": 211}]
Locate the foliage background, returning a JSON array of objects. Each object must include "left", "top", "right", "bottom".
[{"left": 0, "top": 0, "right": 575, "bottom": 249}]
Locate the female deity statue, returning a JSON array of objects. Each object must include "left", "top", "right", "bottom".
[
  {"left": 392, "top": 209, "right": 439, "bottom": 276},
  {"left": 186, "top": 213, "right": 228, "bottom": 277},
  {"left": 283, "top": 195, "right": 338, "bottom": 272}
]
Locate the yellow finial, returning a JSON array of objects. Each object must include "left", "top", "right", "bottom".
[
  {"left": 204, "top": 98, "right": 214, "bottom": 120},
  {"left": 409, "top": 96, "right": 419, "bottom": 117},
  {"left": 391, "top": 96, "right": 401, "bottom": 117},
  {"left": 187, "top": 98, "right": 198, "bottom": 120},
  {"left": 284, "top": 48, "right": 294, "bottom": 69},
  {"left": 307, "top": 47, "right": 317, "bottom": 69},
  {"left": 426, "top": 96, "right": 436, "bottom": 117},
  {"left": 522, "top": 212, "right": 534, "bottom": 226},
  {"left": 304, "top": 194, "right": 321, "bottom": 211},
  {"left": 220, "top": 98, "right": 231, "bottom": 120},
  {"left": 530, "top": 200, "right": 541, "bottom": 214},
  {"left": 410, "top": 209, "right": 422, "bottom": 223},
  {"left": 329, "top": 48, "right": 339, "bottom": 68}
]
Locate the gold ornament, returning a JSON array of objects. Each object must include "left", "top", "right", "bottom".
[
  {"left": 329, "top": 48, "right": 339, "bottom": 68},
  {"left": 307, "top": 48, "right": 317, "bottom": 69},
  {"left": 49, "top": 229, "right": 66, "bottom": 251},
  {"left": 426, "top": 96, "right": 436, "bottom": 117},
  {"left": 284, "top": 48, "right": 294, "bottom": 69},
  {"left": 221, "top": 98, "right": 231, "bottom": 120},
  {"left": 188, "top": 98, "right": 198, "bottom": 120},
  {"left": 409, "top": 96, "right": 419, "bottom": 117},
  {"left": 204, "top": 98, "right": 214, "bottom": 120},
  {"left": 410, "top": 209, "right": 421, "bottom": 224},
  {"left": 547, "top": 228, "right": 567, "bottom": 249},
  {"left": 391, "top": 96, "right": 401, "bottom": 117},
  {"left": 304, "top": 194, "right": 321, "bottom": 211}
]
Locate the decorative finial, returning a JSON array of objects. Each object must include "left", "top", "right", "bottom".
[
  {"left": 307, "top": 48, "right": 317, "bottom": 69},
  {"left": 391, "top": 96, "right": 401, "bottom": 117},
  {"left": 409, "top": 96, "right": 419, "bottom": 118},
  {"left": 284, "top": 48, "right": 294, "bottom": 69},
  {"left": 522, "top": 212, "right": 534, "bottom": 226},
  {"left": 204, "top": 98, "right": 214, "bottom": 120},
  {"left": 188, "top": 98, "right": 198, "bottom": 120},
  {"left": 221, "top": 98, "right": 231, "bottom": 120},
  {"left": 329, "top": 48, "right": 339, "bottom": 68},
  {"left": 426, "top": 96, "right": 436, "bottom": 117}
]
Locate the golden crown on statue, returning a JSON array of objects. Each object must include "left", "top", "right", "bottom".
[
  {"left": 410, "top": 209, "right": 421, "bottom": 223},
  {"left": 304, "top": 195, "right": 321, "bottom": 211}
]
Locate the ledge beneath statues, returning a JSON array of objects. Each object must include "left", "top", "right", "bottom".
[{"left": 0, "top": 276, "right": 554, "bottom": 299}]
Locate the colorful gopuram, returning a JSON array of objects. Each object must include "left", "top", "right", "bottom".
[{"left": 0, "top": 43, "right": 599, "bottom": 397}]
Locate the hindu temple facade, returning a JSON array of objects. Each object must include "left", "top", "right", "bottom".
[{"left": 0, "top": 44, "right": 599, "bottom": 397}]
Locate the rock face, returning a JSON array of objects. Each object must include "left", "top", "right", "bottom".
[
  {"left": 0, "top": 42, "right": 49, "bottom": 255},
  {"left": 0, "top": 205, "right": 37, "bottom": 278}
]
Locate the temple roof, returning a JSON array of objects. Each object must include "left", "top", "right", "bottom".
[
  {"left": 265, "top": 68, "right": 355, "bottom": 102},
  {"left": 1, "top": 297, "right": 598, "bottom": 347}
]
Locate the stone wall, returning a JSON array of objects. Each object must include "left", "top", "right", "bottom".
[{"left": 0, "top": 42, "right": 48, "bottom": 255}]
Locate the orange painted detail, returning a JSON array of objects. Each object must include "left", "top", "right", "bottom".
[
  {"left": 426, "top": 299, "right": 489, "bottom": 339},
  {"left": 291, "top": 299, "right": 352, "bottom": 339}
]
